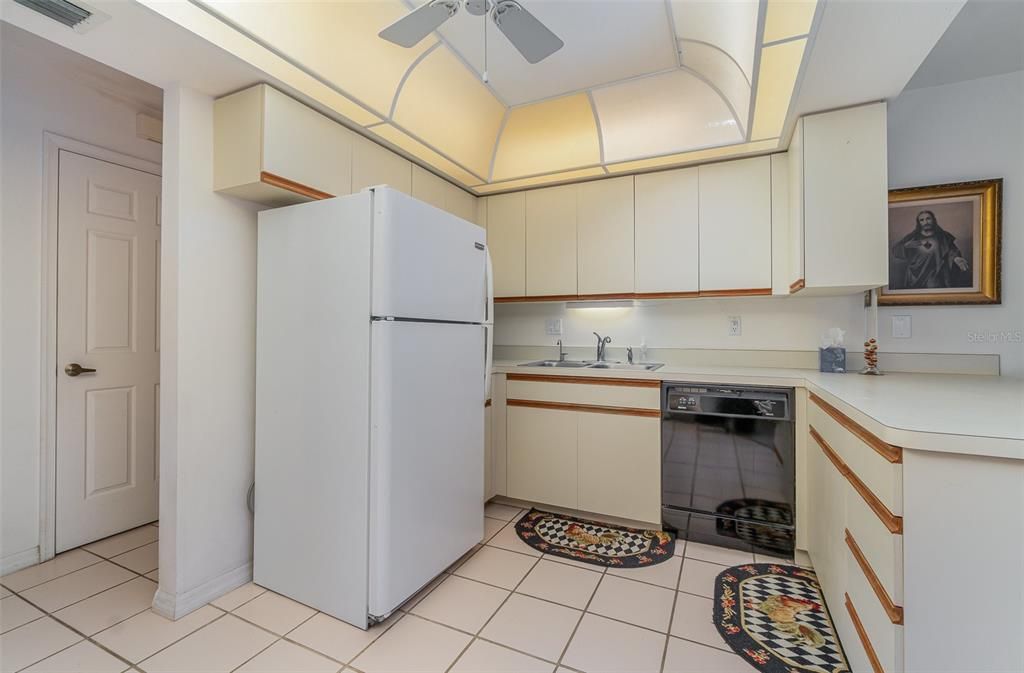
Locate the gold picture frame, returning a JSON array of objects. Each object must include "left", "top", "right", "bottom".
[{"left": 880, "top": 178, "right": 1001, "bottom": 306}]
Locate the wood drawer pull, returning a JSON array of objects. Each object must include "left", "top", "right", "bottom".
[
  {"left": 846, "top": 528, "right": 903, "bottom": 624},
  {"left": 507, "top": 373, "right": 660, "bottom": 388},
  {"left": 507, "top": 399, "right": 660, "bottom": 418},
  {"left": 810, "top": 393, "right": 902, "bottom": 463},
  {"left": 810, "top": 427, "right": 903, "bottom": 535},
  {"left": 845, "top": 593, "right": 885, "bottom": 673}
]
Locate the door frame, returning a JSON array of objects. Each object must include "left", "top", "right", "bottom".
[{"left": 39, "top": 132, "right": 162, "bottom": 562}]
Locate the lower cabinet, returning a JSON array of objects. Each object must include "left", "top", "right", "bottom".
[
  {"left": 503, "top": 377, "right": 662, "bottom": 525},
  {"left": 578, "top": 412, "right": 660, "bottom": 524},
  {"left": 507, "top": 405, "right": 578, "bottom": 510},
  {"left": 484, "top": 403, "right": 493, "bottom": 502}
]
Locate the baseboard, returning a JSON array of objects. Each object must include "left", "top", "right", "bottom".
[
  {"left": 1, "top": 547, "right": 41, "bottom": 575},
  {"left": 152, "top": 561, "right": 252, "bottom": 620}
]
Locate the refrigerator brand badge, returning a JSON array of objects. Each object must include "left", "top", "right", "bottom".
[{"left": 474, "top": 242, "right": 485, "bottom": 250}]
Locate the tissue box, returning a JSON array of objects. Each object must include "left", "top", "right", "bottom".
[{"left": 819, "top": 347, "right": 847, "bottom": 373}]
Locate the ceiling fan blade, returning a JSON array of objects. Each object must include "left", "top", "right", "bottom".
[
  {"left": 379, "top": 0, "right": 459, "bottom": 48},
  {"left": 493, "top": 0, "right": 564, "bottom": 64}
]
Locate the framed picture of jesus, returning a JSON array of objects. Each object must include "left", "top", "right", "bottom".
[{"left": 880, "top": 178, "right": 1001, "bottom": 306}]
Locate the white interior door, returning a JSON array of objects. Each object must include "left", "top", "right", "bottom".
[{"left": 56, "top": 150, "right": 161, "bottom": 552}]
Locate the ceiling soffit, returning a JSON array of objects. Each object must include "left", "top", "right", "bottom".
[{"left": 183, "top": 0, "right": 820, "bottom": 193}]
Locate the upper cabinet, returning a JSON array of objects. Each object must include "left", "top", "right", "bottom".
[
  {"left": 351, "top": 134, "right": 411, "bottom": 194},
  {"left": 789, "top": 102, "right": 888, "bottom": 294},
  {"left": 215, "top": 84, "right": 478, "bottom": 222},
  {"left": 634, "top": 168, "right": 699, "bottom": 295},
  {"left": 411, "top": 165, "right": 478, "bottom": 223},
  {"left": 486, "top": 192, "right": 526, "bottom": 298},
  {"left": 698, "top": 156, "right": 772, "bottom": 293},
  {"left": 577, "top": 176, "right": 634, "bottom": 296},
  {"left": 215, "top": 84, "right": 353, "bottom": 206},
  {"left": 526, "top": 184, "right": 578, "bottom": 297}
]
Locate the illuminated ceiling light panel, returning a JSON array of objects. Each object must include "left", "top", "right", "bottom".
[
  {"left": 490, "top": 93, "right": 601, "bottom": 181},
  {"left": 763, "top": 0, "right": 818, "bottom": 43},
  {"left": 592, "top": 69, "right": 743, "bottom": 164},
  {"left": 153, "top": 0, "right": 817, "bottom": 193},
  {"left": 605, "top": 139, "right": 780, "bottom": 174},
  {"left": 750, "top": 38, "right": 807, "bottom": 140},
  {"left": 392, "top": 46, "right": 505, "bottom": 178}
]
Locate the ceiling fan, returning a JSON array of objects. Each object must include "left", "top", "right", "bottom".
[{"left": 379, "top": 0, "right": 564, "bottom": 65}]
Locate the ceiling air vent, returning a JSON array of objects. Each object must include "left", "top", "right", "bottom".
[{"left": 13, "top": 0, "right": 109, "bottom": 32}]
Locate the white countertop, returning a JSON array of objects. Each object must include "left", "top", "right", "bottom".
[{"left": 493, "top": 360, "right": 1024, "bottom": 460}]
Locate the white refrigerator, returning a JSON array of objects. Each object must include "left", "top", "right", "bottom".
[{"left": 254, "top": 187, "right": 493, "bottom": 628}]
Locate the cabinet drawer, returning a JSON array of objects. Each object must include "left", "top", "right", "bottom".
[
  {"left": 809, "top": 393, "right": 902, "bottom": 515},
  {"left": 847, "top": 492, "right": 904, "bottom": 606},
  {"left": 845, "top": 555, "right": 904, "bottom": 673},
  {"left": 507, "top": 375, "right": 659, "bottom": 410}
]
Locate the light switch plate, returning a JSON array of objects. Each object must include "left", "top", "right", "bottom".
[
  {"left": 545, "top": 318, "right": 563, "bottom": 336},
  {"left": 891, "top": 315, "right": 911, "bottom": 338},
  {"left": 728, "top": 316, "right": 742, "bottom": 337}
]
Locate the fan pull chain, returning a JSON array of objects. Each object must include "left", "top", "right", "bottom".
[{"left": 482, "top": 4, "right": 489, "bottom": 83}]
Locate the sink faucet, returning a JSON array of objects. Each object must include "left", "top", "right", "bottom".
[
  {"left": 593, "top": 332, "right": 612, "bottom": 362},
  {"left": 627, "top": 346, "right": 634, "bottom": 364},
  {"left": 556, "top": 339, "right": 568, "bottom": 362}
]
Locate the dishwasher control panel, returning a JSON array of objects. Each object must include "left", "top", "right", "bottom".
[{"left": 664, "top": 385, "right": 790, "bottom": 419}]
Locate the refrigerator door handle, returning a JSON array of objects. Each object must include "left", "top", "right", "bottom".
[{"left": 484, "top": 249, "right": 494, "bottom": 398}]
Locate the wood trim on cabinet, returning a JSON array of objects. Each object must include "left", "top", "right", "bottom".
[
  {"left": 845, "top": 594, "right": 885, "bottom": 673},
  {"left": 845, "top": 528, "right": 904, "bottom": 624},
  {"left": 494, "top": 288, "right": 770, "bottom": 303},
  {"left": 260, "top": 171, "right": 334, "bottom": 200},
  {"left": 789, "top": 278, "right": 806, "bottom": 293},
  {"left": 810, "top": 393, "right": 902, "bottom": 463},
  {"left": 810, "top": 426, "right": 903, "bottom": 535},
  {"left": 697, "top": 287, "right": 773, "bottom": 298},
  {"left": 507, "top": 398, "right": 661, "bottom": 418},
  {"left": 507, "top": 373, "right": 660, "bottom": 388}
]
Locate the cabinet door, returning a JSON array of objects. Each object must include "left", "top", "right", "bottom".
[
  {"left": 578, "top": 412, "right": 660, "bottom": 524},
  {"left": 446, "top": 185, "right": 478, "bottom": 224},
  {"left": 770, "top": 153, "right": 792, "bottom": 295},
  {"left": 486, "top": 193, "right": 526, "bottom": 297},
  {"left": 526, "top": 184, "right": 578, "bottom": 296},
  {"left": 635, "top": 168, "right": 699, "bottom": 294},
  {"left": 787, "top": 120, "right": 806, "bottom": 285},
  {"left": 698, "top": 156, "right": 772, "bottom": 292},
  {"left": 352, "top": 134, "right": 412, "bottom": 194},
  {"left": 803, "top": 103, "right": 887, "bottom": 290},
  {"left": 263, "top": 86, "right": 353, "bottom": 198},
  {"left": 411, "top": 164, "right": 448, "bottom": 210},
  {"left": 507, "top": 406, "right": 577, "bottom": 509},
  {"left": 577, "top": 176, "right": 634, "bottom": 295}
]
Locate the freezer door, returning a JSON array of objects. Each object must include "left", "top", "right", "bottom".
[
  {"left": 371, "top": 187, "right": 487, "bottom": 323},
  {"left": 368, "top": 320, "right": 485, "bottom": 617}
]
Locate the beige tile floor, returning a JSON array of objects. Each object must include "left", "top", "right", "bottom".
[{"left": 0, "top": 507, "right": 785, "bottom": 673}]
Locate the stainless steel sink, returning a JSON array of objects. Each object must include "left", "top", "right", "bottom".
[
  {"left": 586, "top": 362, "right": 664, "bottom": 371},
  {"left": 519, "top": 360, "right": 663, "bottom": 371}
]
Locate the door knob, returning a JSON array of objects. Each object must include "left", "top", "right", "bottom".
[{"left": 64, "top": 363, "right": 97, "bottom": 377}]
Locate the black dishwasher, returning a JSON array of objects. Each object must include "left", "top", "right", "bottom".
[{"left": 661, "top": 382, "right": 796, "bottom": 557}]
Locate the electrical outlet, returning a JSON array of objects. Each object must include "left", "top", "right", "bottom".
[
  {"left": 545, "top": 318, "right": 563, "bottom": 336},
  {"left": 728, "top": 316, "right": 742, "bottom": 337},
  {"left": 891, "top": 315, "right": 911, "bottom": 338}
]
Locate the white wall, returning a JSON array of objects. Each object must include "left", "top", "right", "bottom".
[
  {"left": 154, "top": 85, "right": 260, "bottom": 618},
  {"left": 883, "top": 70, "right": 1023, "bottom": 376},
  {"left": 495, "top": 295, "right": 867, "bottom": 353},
  {"left": 0, "top": 27, "right": 162, "bottom": 571}
]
